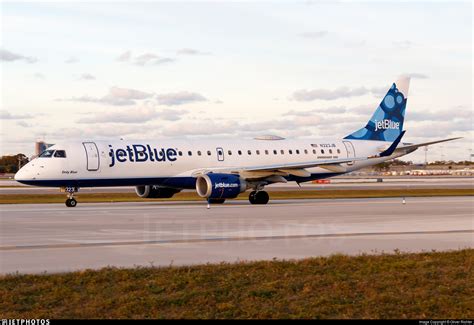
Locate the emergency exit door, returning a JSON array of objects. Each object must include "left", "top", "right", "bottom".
[{"left": 216, "top": 147, "right": 224, "bottom": 161}]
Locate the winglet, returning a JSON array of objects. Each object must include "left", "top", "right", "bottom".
[{"left": 380, "top": 130, "right": 406, "bottom": 157}]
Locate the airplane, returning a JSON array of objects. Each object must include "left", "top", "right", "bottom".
[{"left": 14, "top": 76, "right": 460, "bottom": 207}]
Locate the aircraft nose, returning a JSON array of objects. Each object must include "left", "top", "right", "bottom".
[
  {"left": 14, "top": 164, "right": 34, "bottom": 183},
  {"left": 14, "top": 167, "right": 26, "bottom": 181}
]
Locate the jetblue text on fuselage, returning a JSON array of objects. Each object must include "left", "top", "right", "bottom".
[{"left": 109, "top": 144, "right": 177, "bottom": 167}]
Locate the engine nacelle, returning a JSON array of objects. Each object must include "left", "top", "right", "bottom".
[
  {"left": 135, "top": 185, "right": 181, "bottom": 198},
  {"left": 196, "top": 173, "right": 247, "bottom": 199}
]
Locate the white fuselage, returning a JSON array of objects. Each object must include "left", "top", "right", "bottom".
[{"left": 15, "top": 137, "right": 405, "bottom": 188}]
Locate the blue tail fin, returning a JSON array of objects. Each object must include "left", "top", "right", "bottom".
[{"left": 344, "top": 76, "right": 410, "bottom": 141}]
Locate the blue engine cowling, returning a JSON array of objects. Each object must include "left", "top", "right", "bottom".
[{"left": 196, "top": 173, "right": 247, "bottom": 199}]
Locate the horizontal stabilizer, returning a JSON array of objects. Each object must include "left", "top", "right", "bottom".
[{"left": 396, "top": 137, "right": 462, "bottom": 153}]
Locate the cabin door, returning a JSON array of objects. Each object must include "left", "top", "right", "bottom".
[
  {"left": 342, "top": 141, "right": 355, "bottom": 166},
  {"left": 83, "top": 142, "right": 100, "bottom": 171}
]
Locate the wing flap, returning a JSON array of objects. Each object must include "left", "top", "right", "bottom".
[
  {"left": 240, "top": 157, "right": 366, "bottom": 173},
  {"left": 318, "top": 164, "right": 347, "bottom": 173},
  {"left": 279, "top": 168, "right": 311, "bottom": 177}
]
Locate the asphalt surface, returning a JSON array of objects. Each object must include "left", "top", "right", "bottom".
[
  {"left": 1, "top": 177, "right": 473, "bottom": 194},
  {"left": 1, "top": 196, "right": 472, "bottom": 274}
]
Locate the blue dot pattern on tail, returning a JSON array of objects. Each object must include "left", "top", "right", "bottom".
[{"left": 344, "top": 83, "right": 406, "bottom": 142}]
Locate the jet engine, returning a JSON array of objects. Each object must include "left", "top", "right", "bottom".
[
  {"left": 196, "top": 173, "right": 247, "bottom": 199},
  {"left": 135, "top": 185, "right": 181, "bottom": 198}
]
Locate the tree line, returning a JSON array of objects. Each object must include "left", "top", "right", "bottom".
[{"left": 0, "top": 154, "right": 29, "bottom": 174}]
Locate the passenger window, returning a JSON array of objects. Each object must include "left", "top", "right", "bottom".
[
  {"left": 329, "top": 149, "right": 333, "bottom": 154},
  {"left": 304, "top": 149, "right": 308, "bottom": 154},
  {"left": 238, "top": 150, "right": 242, "bottom": 155},
  {"left": 273, "top": 150, "right": 277, "bottom": 155},
  {"left": 39, "top": 150, "right": 54, "bottom": 158},
  {"left": 207, "top": 150, "right": 211, "bottom": 156},
  {"left": 178, "top": 151, "right": 183, "bottom": 156},
  {"left": 337, "top": 149, "right": 341, "bottom": 154},
  {"left": 228, "top": 150, "right": 232, "bottom": 155},
  {"left": 280, "top": 150, "right": 284, "bottom": 155},
  {"left": 313, "top": 149, "right": 316, "bottom": 154},
  {"left": 54, "top": 150, "right": 66, "bottom": 158},
  {"left": 296, "top": 150, "right": 300, "bottom": 154},
  {"left": 265, "top": 150, "right": 269, "bottom": 155},
  {"left": 321, "top": 149, "right": 325, "bottom": 154},
  {"left": 197, "top": 151, "right": 202, "bottom": 156},
  {"left": 256, "top": 150, "right": 260, "bottom": 155},
  {"left": 188, "top": 151, "right": 192, "bottom": 156},
  {"left": 247, "top": 150, "right": 252, "bottom": 155},
  {"left": 289, "top": 150, "right": 293, "bottom": 154}
]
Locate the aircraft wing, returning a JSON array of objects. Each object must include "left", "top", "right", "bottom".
[{"left": 191, "top": 156, "right": 368, "bottom": 179}]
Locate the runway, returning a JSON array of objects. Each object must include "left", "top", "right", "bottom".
[
  {"left": 1, "top": 176, "right": 473, "bottom": 194},
  {"left": 1, "top": 196, "right": 473, "bottom": 274}
]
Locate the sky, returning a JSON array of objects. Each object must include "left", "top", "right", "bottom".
[{"left": 0, "top": 1, "right": 472, "bottom": 163}]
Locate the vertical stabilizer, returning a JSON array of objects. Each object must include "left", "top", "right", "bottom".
[{"left": 344, "top": 76, "right": 410, "bottom": 141}]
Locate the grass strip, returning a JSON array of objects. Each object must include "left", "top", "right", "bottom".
[{"left": 1, "top": 249, "right": 472, "bottom": 319}]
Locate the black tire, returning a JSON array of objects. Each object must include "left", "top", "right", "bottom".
[
  {"left": 66, "top": 198, "right": 77, "bottom": 207},
  {"left": 208, "top": 198, "right": 226, "bottom": 204},
  {"left": 255, "top": 191, "right": 269, "bottom": 204},
  {"left": 249, "top": 191, "right": 257, "bottom": 204}
]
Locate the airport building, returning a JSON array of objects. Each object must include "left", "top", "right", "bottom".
[{"left": 34, "top": 141, "right": 54, "bottom": 156}]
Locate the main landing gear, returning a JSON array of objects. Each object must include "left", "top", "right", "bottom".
[
  {"left": 64, "top": 187, "right": 78, "bottom": 207},
  {"left": 248, "top": 190, "right": 269, "bottom": 205}
]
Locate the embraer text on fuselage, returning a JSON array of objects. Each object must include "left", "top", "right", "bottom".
[{"left": 108, "top": 144, "right": 177, "bottom": 167}]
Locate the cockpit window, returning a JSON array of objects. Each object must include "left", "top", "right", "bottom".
[
  {"left": 54, "top": 150, "right": 66, "bottom": 158},
  {"left": 39, "top": 150, "right": 54, "bottom": 158}
]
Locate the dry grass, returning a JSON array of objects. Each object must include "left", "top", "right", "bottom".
[
  {"left": 0, "top": 188, "right": 473, "bottom": 204},
  {"left": 0, "top": 249, "right": 472, "bottom": 319}
]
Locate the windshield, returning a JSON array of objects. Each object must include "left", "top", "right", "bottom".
[
  {"left": 39, "top": 150, "right": 54, "bottom": 158},
  {"left": 54, "top": 150, "right": 66, "bottom": 158}
]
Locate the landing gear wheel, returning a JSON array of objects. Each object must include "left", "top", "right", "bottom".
[
  {"left": 208, "top": 198, "right": 226, "bottom": 204},
  {"left": 64, "top": 186, "right": 79, "bottom": 208},
  {"left": 255, "top": 191, "right": 269, "bottom": 204},
  {"left": 65, "top": 198, "right": 77, "bottom": 207},
  {"left": 249, "top": 191, "right": 257, "bottom": 204},
  {"left": 249, "top": 191, "right": 269, "bottom": 205}
]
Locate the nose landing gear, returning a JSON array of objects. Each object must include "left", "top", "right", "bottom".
[
  {"left": 63, "top": 187, "right": 79, "bottom": 207},
  {"left": 66, "top": 198, "right": 77, "bottom": 207},
  {"left": 249, "top": 190, "right": 269, "bottom": 205}
]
